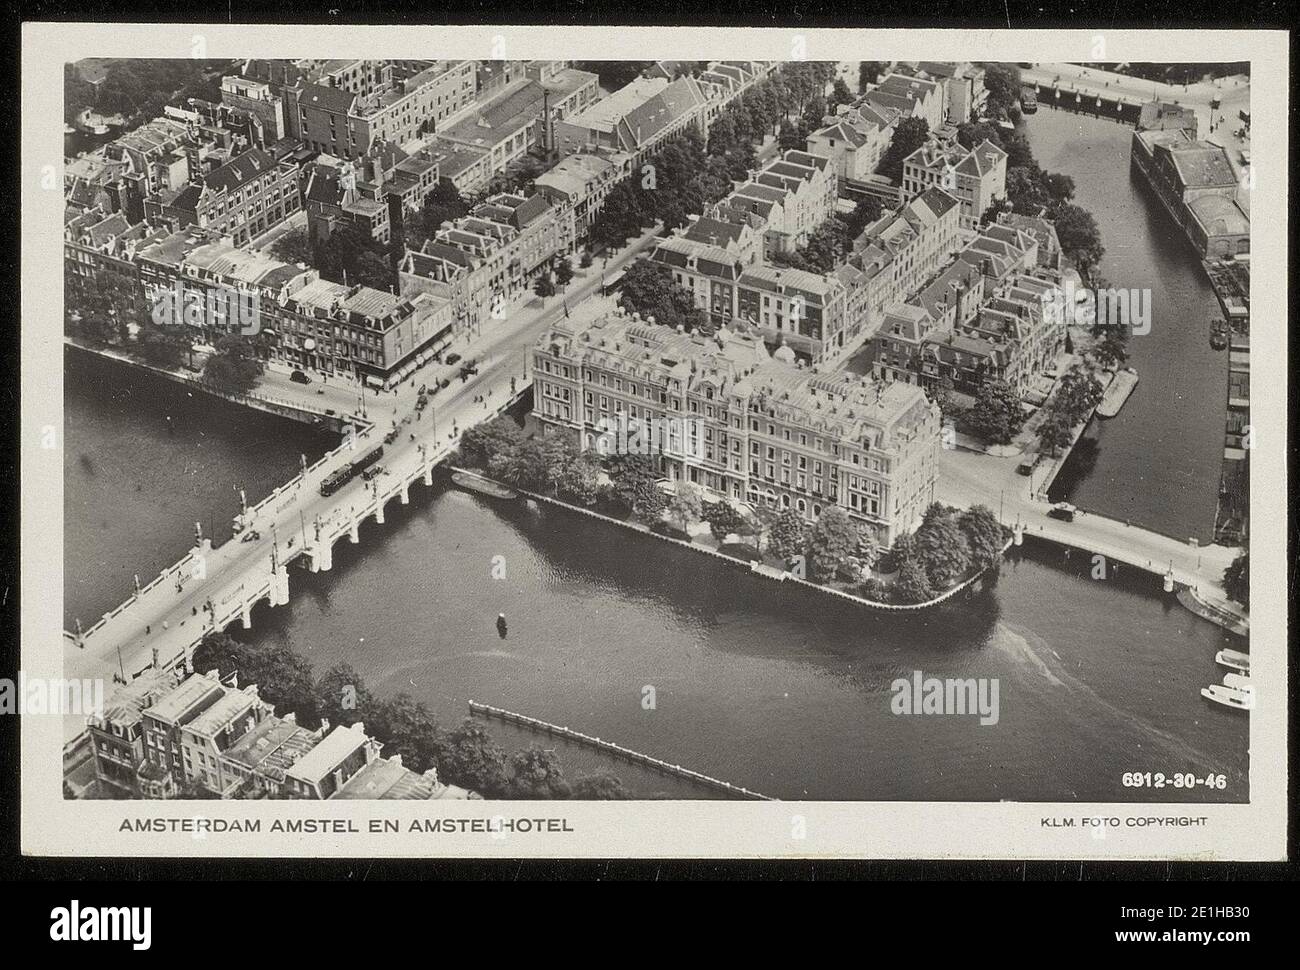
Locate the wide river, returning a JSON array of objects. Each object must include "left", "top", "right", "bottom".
[
  {"left": 61, "top": 101, "right": 1247, "bottom": 803},
  {"left": 66, "top": 358, "right": 1247, "bottom": 802}
]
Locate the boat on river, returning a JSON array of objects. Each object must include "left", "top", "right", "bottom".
[
  {"left": 1215, "top": 648, "right": 1250, "bottom": 674},
  {"left": 451, "top": 471, "right": 518, "bottom": 500},
  {"left": 1200, "top": 679, "right": 1253, "bottom": 711},
  {"left": 1209, "top": 318, "right": 1230, "bottom": 351},
  {"left": 1096, "top": 368, "right": 1139, "bottom": 418}
]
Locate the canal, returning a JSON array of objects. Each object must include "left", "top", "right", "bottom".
[
  {"left": 1025, "top": 107, "right": 1229, "bottom": 544},
  {"left": 66, "top": 353, "right": 1247, "bottom": 802}
]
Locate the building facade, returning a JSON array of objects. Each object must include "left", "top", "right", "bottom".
[
  {"left": 902, "top": 138, "right": 1007, "bottom": 230},
  {"left": 530, "top": 308, "right": 941, "bottom": 545}
]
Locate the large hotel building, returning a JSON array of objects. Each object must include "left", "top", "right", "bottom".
[{"left": 530, "top": 307, "right": 941, "bottom": 546}]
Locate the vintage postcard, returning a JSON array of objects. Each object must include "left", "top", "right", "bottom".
[{"left": 19, "top": 22, "right": 1287, "bottom": 860}]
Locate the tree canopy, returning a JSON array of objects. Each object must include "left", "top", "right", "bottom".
[{"left": 617, "top": 260, "right": 709, "bottom": 333}]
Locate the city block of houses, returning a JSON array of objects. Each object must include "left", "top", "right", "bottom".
[
  {"left": 65, "top": 57, "right": 1077, "bottom": 542},
  {"left": 65, "top": 57, "right": 775, "bottom": 389},
  {"left": 82, "top": 659, "right": 477, "bottom": 801}
]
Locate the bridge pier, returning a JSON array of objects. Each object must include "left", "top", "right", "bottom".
[
  {"left": 1013, "top": 522, "right": 1024, "bottom": 547},
  {"left": 240, "top": 603, "right": 252, "bottom": 629},
  {"left": 423, "top": 464, "right": 433, "bottom": 487},
  {"left": 374, "top": 502, "right": 386, "bottom": 526},
  {"left": 309, "top": 539, "right": 333, "bottom": 573},
  {"left": 270, "top": 564, "right": 290, "bottom": 607},
  {"left": 400, "top": 483, "right": 410, "bottom": 506},
  {"left": 349, "top": 520, "right": 360, "bottom": 544}
]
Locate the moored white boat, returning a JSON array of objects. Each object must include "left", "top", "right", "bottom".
[
  {"left": 1215, "top": 648, "right": 1250, "bottom": 674},
  {"left": 1200, "top": 682, "right": 1253, "bottom": 711},
  {"left": 1222, "top": 672, "right": 1252, "bottom": 690}
]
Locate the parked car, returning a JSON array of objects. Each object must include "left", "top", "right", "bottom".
[
  {"left": 384, "top": 429, "right": 399, "bottom": 444},
  {"left": 240, "top": 529, "right": 261, "bottom": 543},
  {"left": 1239, "top": 149, "right": 1251, "bottom": 165},
  {"left": 1047, "top": 502, "right": 1077, "bottom": 522},
  {"left": 290, "top": 369, "right": 311, "bottom": 384},
  {"left": 445, "top": 353, "right": 462, "bottom": 365}
]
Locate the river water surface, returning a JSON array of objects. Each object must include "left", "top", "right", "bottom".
[{"left": 65, "top": 352, "right": 1247, "bottom": 802}]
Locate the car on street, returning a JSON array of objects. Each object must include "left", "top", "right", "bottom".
[
  {"left": 445, "top": 353, "right": 462, "bottom": 365},
  {"left": 290, "top": 369, "right": 312, "bottom": 384},
  {"left": 1047, "top": 502, "right": 1077, "bottom": 522},
  {"left": 1239, "top": 149, "right": 1251, "bottom": 165}
]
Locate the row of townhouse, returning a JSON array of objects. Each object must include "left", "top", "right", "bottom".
[
  {"left": 66, "top": 112, "right": 252, "bottom": 229},
  {"left": 86, "top": 664, "right": 474, "bottom": 800},
  {"left": 895, "top": 62, "right": 988, "bottom": 125},
  {"left": 871, "top": 223, "right": 1065, "bottom": 397},
  {"left": 861, "top": 73, "right": 947, "bottom": 133},
  {"left": 398, "top": 191, "right": 572, "bottom": 333},
  {"left": 689, "top": 60, "right": 780, "bottom": 129},
  {"left": 132, "top": 227, "right": 455, "bottom": 386},
  {"left": 850, "top": 186, "right": 964, "bottom": 332},
  {"left": 64, "top": 206, "right": 160, "bottom": 308},
  {"left": 716, "top": 149, "right": 839, "bottom": 259},
  {"left": 532, "top": 148, "right": 635, "bottom": 241},
  {"left": 528, "top": 62, "right": 775, "bottom": 248},
  {"left": 901, "top": 136, "right": 1008, "bottom": 230},
  {"left": 142, "top": 145, "right": 304, "bottom": 247},
  {"left": 529, "top": 306, "right": 941, "bottom": 546},
  {"left": 644, "top": 163, "right": 958, "bottom": 368},
  {"left": 65, "top": 116, "right": 194, "bottom": 220},
  {"left": 649, "top": 214, "right": 852, "bottom": 364},
  {"left": 65, "top": 100, "right": 316, "bottom": 249}
]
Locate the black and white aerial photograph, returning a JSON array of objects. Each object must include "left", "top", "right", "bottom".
[
  {"left": 14, "top": 17, "right": 1289, "bottom": 884},
  {"left": 58, "top": 53, "right": 1258, "bottom": 802}
]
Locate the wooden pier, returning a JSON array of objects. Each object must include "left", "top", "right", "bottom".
[{"left": 467, "top": 701, "right": 774, "bottom": 800}]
